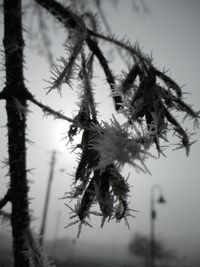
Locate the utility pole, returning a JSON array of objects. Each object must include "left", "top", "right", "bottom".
[
  {"left": 51, "top": 210, "right": 61, "bottom": 257},
  {"left": 39, "top": 150, "right": 57, "bottom": 245}
]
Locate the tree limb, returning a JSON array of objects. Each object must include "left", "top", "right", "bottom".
[
  {"left": 86, "top": 36, "right": 122, "bottom": 110},
  {"left": 30, "top": 97, "right": 74, "bottom": 123},
  {"left": 34, "top": 0, "right": 82, "bottom": 29},
  {"left": 4, "top": 0, "right": 31, "bottom": 264},
  {"left": 0, "top": 209, "right": 11, "bottom": 219},
  {"left": 34, "top": 0, "right": 122, "bottom": 110},
  {"left": 0, "top": 189, "right": 11, "bottom": 210},
  {"left": 94, "top": 0, "right": 128, "bottom": 66}
]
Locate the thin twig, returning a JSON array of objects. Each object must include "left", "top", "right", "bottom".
[
  {"left": 0, "top": 210, "right": 11, "bottom": 219},
  {"left": 0, "top": 189, "right": 11, "bottom": 210},
  {"left": 86, "top": 36, "right": 122, "bottom": 110},
  {"left": 94, "top": 0, "right": 128, "bottom": 66},
  {"left": 30, "top": 97, "right": 74, "bottom": 123}
]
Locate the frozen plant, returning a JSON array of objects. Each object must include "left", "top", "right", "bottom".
[{"left": 0, "top": 0, "right": 199, "bottom": 266}]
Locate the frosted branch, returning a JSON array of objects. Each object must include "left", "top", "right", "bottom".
[{"left": 30, "top": 97, "right": 74, "bottom": 123}]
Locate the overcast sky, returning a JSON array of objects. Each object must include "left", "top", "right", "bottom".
[{"left": 0, "top": 0, "right": 200, "bottom": 263}]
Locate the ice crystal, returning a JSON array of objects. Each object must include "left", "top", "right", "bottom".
[
  {"left": 13, "top": 98, "right": 31, "bottom": 119},
  {"left": 90, "top": 115, "right": 153, "bottom": 171},
  {"left": 45, "top": 24, "right": 87, "bottom": 94},
  {"left": 64, "top": 203, "right": 93, "bottom": 238},
  {"left": 32, "top": 0, "right": 199, "bottom": 232},
  {"left": 118, "top": 64, "right": 199, "bottom": 154},
  {"left": 25, "top": 229, "right": 55, "bottom": 267}
]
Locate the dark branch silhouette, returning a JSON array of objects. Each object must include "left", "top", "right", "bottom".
[{"left": 0, "top": 0, "right": 199, "bottom": 266}]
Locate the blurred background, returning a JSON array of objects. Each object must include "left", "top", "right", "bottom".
[{"left": 0, "top": 0, "right": 200, "bottom": 266}]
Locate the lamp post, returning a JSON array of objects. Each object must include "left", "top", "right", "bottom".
[
  {"left": 51, "top": 210, "right": 62, "bottom": 257},
  {"left": 150, "top": 185, "right": 166, "bottom": 267}
]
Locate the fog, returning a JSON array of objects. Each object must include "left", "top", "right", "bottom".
[{"left": 0, "top": 0, "right": 200, "bottom": 266}]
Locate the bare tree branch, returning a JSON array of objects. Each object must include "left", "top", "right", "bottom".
[
  {"left": 34, "top": 0, "right": 122, "bottom": 110},
  {"left": 0, "top": 209, "right": 11, "bottom": 220},
  {"left": 94, "top": 0, "right": 128, "bottom": 66},
  {"left": 3, "top": 0, "right": 31, "bottom": 265},
  {"left": 30, "top": 97, "right": 74, "bottom": 123},
  {"left": 0, "top": 189, "right": 11, "bottom": 210},
  {"left": 86, "top": 36, "right": 122, "bottom": 110}
]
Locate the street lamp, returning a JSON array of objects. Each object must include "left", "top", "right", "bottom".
[{"left": 150, "top": 185, "right": 166, "bottom": 267}]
